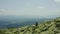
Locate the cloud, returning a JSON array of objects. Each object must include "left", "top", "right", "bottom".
[
  {"left": 0, "top": 9, "right": 5, "bottom": 13},
  {"left": 37, "top": 6, "right": 45, "bottom": 9},
  {"left": 0, "top": 9, "right": 5, "bottom": 11},
  {"left": 54, "top": 0, "right": 60, "bottom": 3},
  {"left": 0, "top": 9, "right": 5, "bottom": 15}
]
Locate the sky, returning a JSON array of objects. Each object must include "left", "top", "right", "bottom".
[{"left": 0, "top": 0, "right": 60, "bottom": 17}]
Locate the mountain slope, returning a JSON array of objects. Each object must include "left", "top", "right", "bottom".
[{"left": 0, "top": 17, "right": 60, "bottom": 34}]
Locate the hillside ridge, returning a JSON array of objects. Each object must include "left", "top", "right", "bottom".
[{"left": 0, "top": 17, "right": 60, "bottom": 34}]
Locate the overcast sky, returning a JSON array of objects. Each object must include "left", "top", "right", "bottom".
[{"left": 0, "top": 0, "right": 60, "bottom": 17}]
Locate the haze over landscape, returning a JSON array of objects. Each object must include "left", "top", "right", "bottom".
[
  {"left": 0, "top": 0, "right": 60, "bottom": 34},
  {"left": 0, "top": 0, "right": 60, "bottom": 30},
  {"left": 0, "top": 0, "right": 60, "bottom": 28}
]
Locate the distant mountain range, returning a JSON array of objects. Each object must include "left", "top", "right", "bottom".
[{"left": 0, "top": 16, "right": 52, "bottom": 28}]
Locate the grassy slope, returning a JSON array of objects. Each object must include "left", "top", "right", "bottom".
[{"left": 0, "top": 17, "right": 60, "bottom": 34}]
